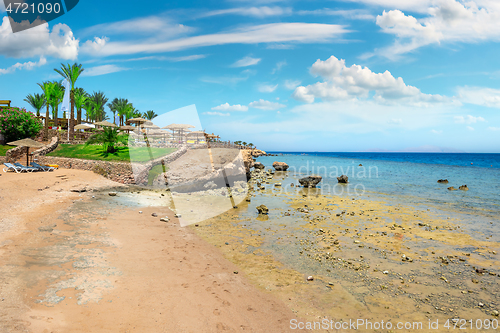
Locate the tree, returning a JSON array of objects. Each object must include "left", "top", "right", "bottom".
[
  {"left": 24, "top": 93, "right": 45, "bottom": 117},
  {"left": 242, "top": 142, "right": 247, "bottom": 147},
  {"left": 0, "top": 107, "right": 43, "bottom": 142},
  {"left": 54, "top": 63, "right": 84, "bottom": 140},
  {"left": 114, "top": 98, "right": 132, "bottom": 126},
  {"left": 248, "top": 143, "right": 254, "bottom": 149},
  {"left": 87, "top": 91, "right": 108, "bottom": 122},
  {"left": 49, "top": 80, "right": 64, "bottom": 128},
  {"left": 38, "top": 81, "right": 55, "bottom": 140},
  {"left": 143, "top": 110, "right": 158, "bottom": 120},
  {"left": 86, "top": 127, "right": 128, "bottom": 153},
  {"left": 108, "top": 98, "right": 120, "bottom": 124},
  {"left": 74, "top": 87, "right": 88, "bottom": 124}
]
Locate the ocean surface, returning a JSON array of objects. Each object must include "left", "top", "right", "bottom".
[{"left": 257, "top": 152, "right": 500, "bottom": 219}]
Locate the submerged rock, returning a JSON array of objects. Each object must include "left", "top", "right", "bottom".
[
  {"left": 272, "top": 161, "right": 289, "bottom": 171},
  {"left": 108, "top": 192, "right": 117, "bottom": 196},
  {"left": 299, "top": 175, "right": 322, "bottom": 188},
  {"left": 447, "top": 187, "right": 457, "bottom": 191},
  {"left": 337, "top": 175, "right": 349, "bottom": 183},
  {"left": 437, "top": 179, "right": 449, "bottom": 183},
  {"left": 256, "top": 204, "right": 269, "bottom": 214},
  {"left": 459, "top": 185, "right": 469, "bottom": 191}
]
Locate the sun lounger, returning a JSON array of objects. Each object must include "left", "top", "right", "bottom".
[
  {"left": 14, "top": 162, "right": 39, "bottom": 172},
  {"left": 3, "top": 162, "right": 33, "bottom": 173},
  {"left": 31, "top": 162, "right": 55, "bottom": 172}
]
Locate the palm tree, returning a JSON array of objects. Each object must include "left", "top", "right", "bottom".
[
  {"left": 38, "top": 81, "right": 55, "bottom": 140},
  {"left": 87, "top": 91, "right": 108, "bottom": 122},
  {"left": 108, "top": 98, "right": 120, "bottom": 124},
  {"left": 74, "top": 87, "right": 88, "bottom": 124},
  {"left": 86, "top": 127, "right": 128, "bottom": 153},
  {"left": 242, "top": 142, "right": 247, "bottom": 147},
  {"left": 248, "top": 143, "right": 254, "bottom": 149},
  {"left": 49, "top": 80, "right": 64, "bottom": 128},
  {"left": 143, "top": 110, "right": 158, "bottom": 120},
  {"left": 24, "top": 93, "right": 46, "bottom": 117},
  {"left": 114, "top": 99, "right": 131, "bottom": 126},
  {"left": 54, "top": 63, "right": 84, "bottom": 140}
]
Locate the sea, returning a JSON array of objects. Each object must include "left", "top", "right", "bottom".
[{"left": 256, "top": 152, "right": 500, "bottom": 220}]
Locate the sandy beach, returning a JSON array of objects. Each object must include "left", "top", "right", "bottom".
[{"left": 0, "top": 169, "right": 296, "bottom": 332}]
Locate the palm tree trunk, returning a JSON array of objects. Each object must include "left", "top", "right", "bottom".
[
  {"left": 44, "top": 104, "right": 49, "bottom": 140},
  {"left": 54, "top": 105, "right": 58, "bottom": 128},
  {"left": 77, "top": 106, "right": 81, "bottom": 125},
  {"left": 69, "top": 90, "right": 75, "bottom": 141}
]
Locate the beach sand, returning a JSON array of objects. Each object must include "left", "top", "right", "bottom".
[{"left": 0, "top": 169, "right": 296, "bottom": 332}]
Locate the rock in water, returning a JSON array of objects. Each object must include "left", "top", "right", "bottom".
[
  {"left": 256, "top": 204, "right": 269, "bottom": 214},
  {"left": 447, "top": 187, "right": 457, "bottom": 191},
  {"left": 459, "top": 185, "right": 469, "bottom": 191},
  {"left": 108, "top": 192, "right": 117, "bottom": 196},
  {"left": 298, "top": 175, "right": 322, "bottom": 188},
  {"left": 151, "top": 213, "right": 158, "bottom": 217},
  {"left": 272, "top": 161, "right": 289, "bottom": 171},
  {"left": 253, "top": 162, "right": 265, "bottom": 170},
  {"left": 437, "top": 179, "right": 449, "bottom": 183},
  {"left": 358, "top": 164, "right": 363, "bottom": 166},
  {"left": 337, "top": 175, "right": 349, "bottom": 183}
]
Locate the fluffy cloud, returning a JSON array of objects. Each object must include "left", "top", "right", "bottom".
[
  {"left": 431, "top": 129, "right": 443, "bottom": 134},
  {"left": 0, "top": 17, "right": 78, "bottom": 59},
  {"left": 341, "top": 0, "right": 433, "bottom": 13},
  {"left": 372, "top": 1, "right": 500, "bottom": 59},
  {"left": 284, "top": 79, "right": 301, "bottom": 90},
  {"left": 81, "top": 65, "right": 128, "bottom": 77},
  {"left": 293, "top": 55, "right": 448, "bottom": 105},
  {"left": 211, "top": 103, "right": 249, "bottom": 112},
  {"left": 231, "top": 56, "right": 261, "bottom": 67},
  {"left": 249, "top": 99, "right": 286, "bottom": 110},
  {"left": 258, "top": 84, "right": 278, "bottom": 93},
  {"left": 82, "top": 23, "right": 348, "bottom": 56},
  {"left": 0, "top": 56, "right": 46, "bottom": 75},
  {"left": 454, "top": 115, "right": 485, "bottom": 124},
  {"left": 457, "top": 86, "right": 500, "bottom": 108}
]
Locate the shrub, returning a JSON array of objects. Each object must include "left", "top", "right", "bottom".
[{"left": 0, "top": 107, "right": 43, "bottom": 142}]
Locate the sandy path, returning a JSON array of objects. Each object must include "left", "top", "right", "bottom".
[{"left": 0, "top": 169, "right": 296, "bottom": 332}]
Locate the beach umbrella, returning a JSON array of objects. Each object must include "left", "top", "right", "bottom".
[
  {"left": 162, "top": 124, "right": 195, "bottom": 142},
  {"left": 7, "top": 138, "right": 44, "bottom": 166},
  {"left": 74, "top": 124, "right": 93, "bottom": 130},
  {"left": 127, "top": 117, "right": 148, "bottom": 126},
  {"left": 94, "top": 120, "right": 117, "bottom": 127},
  {"left": 119, "top": 125, "right": 136, "bottom": 133}
]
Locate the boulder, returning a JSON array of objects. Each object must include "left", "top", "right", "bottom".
[
  {"left": 108, "top": 192, "right": 117, "bottom": 196},
  {"left": 272, "top": 161, "right": 289, "bottom": 171},
  {"left": 447, "top": 187, "right": 457, "bottom": 191},
  {"left": 459, "top": 185, "right": 469, "bottom": 191},
  {"left": 253, "top": 162, "right": 265, "bottom": 170},
  {"left": 256, "top": 204, "right": 269, "bottom": 214},
  {"left": 337, "top": 175, "right": 349, "bottom": 183},
  {"left": 298, "top": 175, "right": 322, "bottom": 188},
  {"left": 437, "top": 179, "right": 449, "bottom": 183}
]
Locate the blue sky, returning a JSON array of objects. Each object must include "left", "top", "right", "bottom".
[{"left": 1, "top": 0, "right": 500, "bottom": 152}]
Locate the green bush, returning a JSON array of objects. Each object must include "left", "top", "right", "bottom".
[{"left": 0, "top": 107, "right": 43, "bottom": 142}]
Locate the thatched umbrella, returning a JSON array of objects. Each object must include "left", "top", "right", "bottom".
[
  {"left": 162, "top": 124, "right": 195, "bottom": 142},
  {"left": 119, "top": 125, "right": 136, "bottom": 133},
  {"left": 74, "top": 124, "right": 93, "bottom": 130},
  {"left": 127, "top": 117, "right": 148, "bottom": 126},
  {"left": 94, "top": 120, "right": 117, "bottom": 128},
  {"left": 7, "top": 138, "right": 44, "bottom": 166},
  {"left": 187, "top": 130, "right": 206, "bottom": 143}
]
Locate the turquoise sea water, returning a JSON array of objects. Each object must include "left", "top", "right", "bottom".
[{"left": 257, "top": 152, "right": 500, "bottom": 219}]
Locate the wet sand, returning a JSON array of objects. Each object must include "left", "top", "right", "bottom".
[{"left": 0, "top": 170, "right": 295, "bottom": 332}]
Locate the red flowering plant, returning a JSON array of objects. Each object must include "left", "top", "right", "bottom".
[{"left": 0, "top": 107, "right": 43, "bottom": 142}]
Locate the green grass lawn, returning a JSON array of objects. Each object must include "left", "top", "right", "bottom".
[
  {"left": 48, "top": 144, "right": 176, "bottom": 162},
  {"left": 147, "top": 164, "right": 169, "bottom": 185},
  {"left": 0, "top": 145, "right": 11, "bottom": 156}
]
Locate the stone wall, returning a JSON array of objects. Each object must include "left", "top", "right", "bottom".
[
  {"left": 133, "top": 145, "right": 189, "bottom": 185},
  {"left": 5, "top": 145, "right": 26, "bottom": 163},
  {"left": 33, "top": 136, "right": 59, "bottom": 156}
]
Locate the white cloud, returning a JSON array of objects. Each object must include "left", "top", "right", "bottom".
[
  {"left": 249, "top": 99, "right": 286, "bottom": 110},
  {"left": 298, "top": 9, "right": 375, "bottom": 20},
  {"left": 211, "top": 103, "right": 249, "bottom": 112},
  {"left": 231, "top": 56, "right": 261, "bottom": 67},
  {"left": 488, "top": 126, "right": 500, "bottom": 131},
  {"left": 81, "top": 65, "right": 128, "bottom": 77},
  {"left": 81, "top": 37, "right": 108, "bottom": 54},
  {"left": 457, "top": 86, "right": 500, "bottom": 108},
  {"left": 341, "top": 0, "right": 432, "bottom": 13},
  {"left": 284, "top": 79, "right": 301, "bottom": 90},
  {"left": 293, "top": 55, "right": 448, "bottom": 105},
  {"left": 0, "top": 56, "right": 46, "bottom": 75},
  {"left": 81, "top": 23, "right": 348, "bottom": 56},
  {"left": 371, "top": 1, "right": 500, "bottom": 59},
  {"left": 431, "top": 129, "right": 443, "bottom": 134},
  {"left": 388, "top": 118, "right": 403, "bottom": 124},
  {"left": 0, "top": 18, "right": 78, "bottom": 59},
  {"left": 271, "top": 60, "right": 287, "bottom": 74},
  {"left": 203, "top": 111, "right": 230, "bottom": 116},
  {"left": 466, "top": 126, "right": 475, "bottom": 131},
  {"left": 454, "top": 115, "right": 485, "bottom": 124},
  {"left": 201, "top": 6, "right": 292, "bottom": 18},
  {"left": 113, "top": 54, "right": 206, "bottom": 63},
  {"left": 258, "top": 84, "right": 278, "bottom": 93},
  {"left": 83, "top": 16, "right": 193, "bottom": 36},
  {"left": 200, "top": 75, "right": 248, "bottom": 85}
]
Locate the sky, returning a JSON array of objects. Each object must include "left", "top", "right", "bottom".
[{"left": 1, "top": 0, "right": 500, "bottom": 152}]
